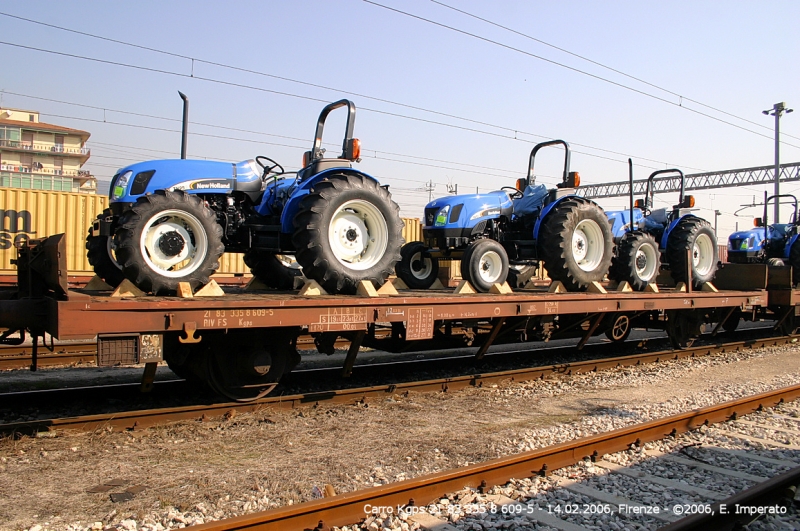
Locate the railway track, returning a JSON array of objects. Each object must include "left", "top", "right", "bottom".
[
  {"left": 0, "top": 342, "right": 96, "bottom": 369},
  {"left": 1, "top": 333, "right": 794, "bottom": 438},
  {"left": 185, "top": 384, "right": 800, "bottom": 531}
]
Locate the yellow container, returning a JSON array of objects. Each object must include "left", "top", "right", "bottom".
[
  {"left": 401, "top": 217, "right": 422, "bottom": 243},
  {"left": 0, "top": 188, "right": 108, "bottom": 275}
]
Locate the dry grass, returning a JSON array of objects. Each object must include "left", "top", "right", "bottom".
[{"left": 2, "top": 345, "right": 799, "bottom": 530}]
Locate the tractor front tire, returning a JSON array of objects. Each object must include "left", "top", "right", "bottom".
[
  {"left": 114, "top": 190, "right": 224, "bottom": 295},
  {"left": 609, "top": 232, "right": 660, "bottom": 291},
  {"left": 86, "top": 209, "right": 125, "bottom": 287},
  {"left": 292, "top": 173, "right": 404, "bottom": 294},
  {"left": 461, "top": 239, "right": 509, "bottom": 292},
  {"left": 666, "top": 218, "right": 717, "bottom": 288},
  {"left": 244, "top": 251, "right": 304, "bottom": 290},
  {"left": 538, "top": 200, "right": 613, "bottom": 291},
  {"left": 397, "top": 241, "right": 439, "bottom": 290}
]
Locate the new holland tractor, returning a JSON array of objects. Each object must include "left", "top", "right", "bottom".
[
  {"left": 728, "top": 193, "right": 800, "bottom": 278},
  {"left": 86, "top": 99, "right": 404, "bottom": 295},
  {"left": 396, "top": 139, "right": 613, "bottom": 292},
  {"left": 608, "top": 167, "right": 718, "bottom": 288}
]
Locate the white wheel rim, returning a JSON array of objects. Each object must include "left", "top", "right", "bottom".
[
  {"left": 106, "top": 236, "right": 122, "bottom": 271},
  {"left": 693, "top": 233, "right": 714, "bottom": 276},
  {"left": 140, "top": 209, "right": 208, "bottom": 278},
  {"left": 477, "top": 250, "right": 503, "bottom": 283},
  {"left": 635, "top": 241, "right": 658, "bottom": 281},
  {"left": 328, "top": 199, "right": 389, "bottom": 271},
  {"left": 409, "top": 251, "right": 433, "bottom": 280},
  {"left": 572, "top": 219, "right": 604, "bottom": 271}
]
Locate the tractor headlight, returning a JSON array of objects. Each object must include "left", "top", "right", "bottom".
[
  {"left": 111, "top": 170, "right": 132, "bottom": 200},
  {"left": 434, "top": 205, "right": 450, "bottom": 227}
]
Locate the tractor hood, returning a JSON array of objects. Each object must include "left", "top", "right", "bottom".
[
  {"left": 728, "top": 228, "right": 765, "bottom": 251},
  {"left": 109, "top": 159, "right": 261, "bottom": 203},
  {"left": 423, "top": 191, "right": 513, "bottom": 229}
]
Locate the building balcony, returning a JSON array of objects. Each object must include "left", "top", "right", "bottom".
[
  {"left": 0, "top": 139, "right": 90, "bottom": 157},
  {"left": 0, "top": 164, "right": 88, "bottom": 178},
  {"left": 0, "top": 169, "right": 92, "bottom": 193}
]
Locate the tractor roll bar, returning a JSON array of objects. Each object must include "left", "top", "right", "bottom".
[
  {"left": 763, "top": 193, "right": 799, "bottom": 229},
  {"left": 527, "top": 139, "right": 571, "bottom": 185},
  {"left": 645, "top": 168, "right": 685, "bottom": 209},
  {"left": 311, "top": 99, "right": 357, "bottom": 162}
]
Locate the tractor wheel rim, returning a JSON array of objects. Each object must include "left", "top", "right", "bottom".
[
  {"left": 140, "top": 209, "right": 208, "bottom": 278},
  {"left": 693, "top": 233, "right": 714, "bottom": 276},
  {"left": 328, "top": 199, "right": 388, "bottom": 271},
  {"left": 478, "top": 250, "right": 503, "bottom": 283},
  {"left": 573, "top": 219, "right": 604, "bottom": 271},
  {"left": 409, "top": 251, "right": 433, "bottom": 280},
  {"left": 635, "top": 242, "right": 658, "bottom": 281}
]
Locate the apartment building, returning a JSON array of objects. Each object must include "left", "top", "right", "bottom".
[{"left": 0, "top": 107, "right": 96, "bottom": 193}]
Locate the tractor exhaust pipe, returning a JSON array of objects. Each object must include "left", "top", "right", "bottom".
[
  {"left": 179, "top": 91, "right": 189, "bottom": 159},
  {"left": 628, "top": 158, "right": 634, "bottom": 232}
]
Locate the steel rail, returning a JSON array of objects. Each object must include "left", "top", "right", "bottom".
[
  {"left": 0, "top": 343, "right": 96, "bottom": 369},
  {"left": 0, "top": 334, "right": 793, "bottom": 437},
  {"left": 660, "top": 465, "right": 800, "bottom": 530},
  {"left": 185, "top": 384, "right": 800, "bottom": 531}
]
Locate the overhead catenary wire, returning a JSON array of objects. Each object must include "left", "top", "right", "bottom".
[
  {"left": 362, "top": 0, "right": 800, "bottom": 149},
  {"left": 429, "top": 0, "right": 800, "bottom": 143}
]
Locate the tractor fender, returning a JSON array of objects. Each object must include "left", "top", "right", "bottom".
[
  {"left": 532, "top": 195, "right": 592, "bottom": 241},
  {"left": 279, "top": 168, "right": 382, "bottom": 234},
  {"left": 784, "top": 233, "right": 800, "bottom": 259},
  {"left": 661, "top": 213, "right": 701, "bottom": 249}
]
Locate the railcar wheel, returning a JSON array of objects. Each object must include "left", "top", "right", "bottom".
[
  {"left": 666, "top": 310, "right": 702, "bottom": 349},
  {"left": 397, "top": 241, "right": 439, "bottom": 289},
  {"left": 538, "top": 200, "right": 613, "bottom": 291},
  {"left": 86, "top": 209, "right": 125, "bottom": 287},
  {"left": 292, "top": 174, "right": 404, "bottom": 294},
  {"left": 609, "top": 232, "right": 660, "bottom": 291},
  {"left": 244, "top": 250, "right": 304, "bottom": 290},
  {"left": 163, "top": 333, "right": 207, "bottom": 385},
  {"left": 114, "top": 190, "right": 224, "bottom": 294},
  {"left": 720, "top": 307, "right": 742, "bottom": 333},
  {"left": 666, "top": 218, "right": 718, "bottom": 288},
  {"left": 461, "top": 239, "right": 509, "bottom": 293},
  {"left": 604, "top": 313, "right": 632, "bottom": 342},
  {"left": 205, "top": 330, "right": 298, "bottom": 402}
]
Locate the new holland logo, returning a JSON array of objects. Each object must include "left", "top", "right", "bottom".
[
  {"left": 0, "top": 209, "right": 36, "bottom": 249},
  {"left": 170, "top": 179, "right": 233, "bottom": 191}
]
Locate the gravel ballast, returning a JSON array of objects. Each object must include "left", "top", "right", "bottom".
[{"left": 2, "top": 341, "right": 800, "bottom": 531}]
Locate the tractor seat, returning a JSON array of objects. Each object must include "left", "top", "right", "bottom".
[{"left": 647, "top": 208, "right": 668, "bottom": 224}]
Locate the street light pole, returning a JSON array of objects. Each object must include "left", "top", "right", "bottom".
[{"left": 763, "top": 102, "right": 794, "bottom": 223}]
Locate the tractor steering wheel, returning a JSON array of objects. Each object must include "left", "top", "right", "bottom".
[
  {"left": 255, "top": 156, "right": 285, "bottom": 179},
  {"left": 501, "top": 186, "right": 524, "bottom": 199}
]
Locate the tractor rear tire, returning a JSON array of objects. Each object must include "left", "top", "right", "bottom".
[
  {"left": 86, "top": 209, "right": 125, "bottom": 287},
  {"left": 790, "top": 240, "right": 800, "bottom": 286},
  {"left": 397, "top": 241, "right": 439, "bottom": 289},
  {"left": 292, "top": 173, "right": 404, "bottom": 294},
  {"left": 666, "top": 218, "right": 717, "bottom": 288},
  {"left": 538, "top": 199, "right": 613, "bottom": 291},
  {"left": 114, "top": 190, "right": 224, "bottom": 295},
  {"left": 461, "top": 239, "right": 509, "bottom": 292},
  {"left": 609, "top": 232, "right": 660, "bottom": 291},
  {"left": 244, "top": 250, "right": 304, "bottom": 290}
]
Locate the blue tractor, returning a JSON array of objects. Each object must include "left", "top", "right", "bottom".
[
  {"left": 86, "top": 99, "right": 405, "bottom": 295},
  {"left": 606, "top": 167, "right": 717, "bottom": 289},
  {"left": 728, "top": 193, "right": 800, "bottom": 276},
  {"left": 396, "top": 140, "right": 614, "bottom": 292}
]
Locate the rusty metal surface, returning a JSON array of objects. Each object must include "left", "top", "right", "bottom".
[
  {"left": 714, "top": 263, "right": 768, "bottom": 290},
  {"left": 2, "top": 334, "right": 792, "bottom": 437},
  {"left": 186, "top": 384, "right": 800, "bottom": 531},
  {"left": 767, "top": 288, "right": 800, "bottom": 307},
  {"left": 32, "top": 286, "right": 766, "bottom": 340}
]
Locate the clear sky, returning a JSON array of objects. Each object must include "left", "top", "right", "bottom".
[{"left": 1, "top": 0, "right": 798, "bottom": 239}]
